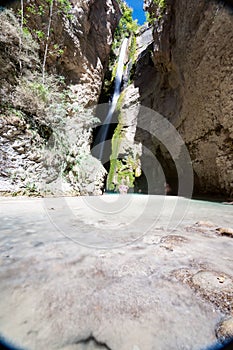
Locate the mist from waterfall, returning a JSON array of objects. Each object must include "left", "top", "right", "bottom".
[{"left": 97, "top": 38, "right": 128, "bottom": 162}]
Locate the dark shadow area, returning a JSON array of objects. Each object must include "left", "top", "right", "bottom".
[
  {"left": 205, "top": 338, "right": 233, "bottom": 350},
  {"left": 133, "top": 168, "right": 148, "bottom": 194},
  {"left": 0, "top": 0, "right": 18, "bottom": 6},
  {"left": 91, "top": 123, "right": 117, "bottom": 173},
  {"left": 91, "top": 104, "right": 119, "bottom": 174},
  {"left": 134, "top": 127, "right": 178, "bottom": 195},
  {"left": 219, "top": 0, "right": 233, "bottom": 9},
  {"left": 192, "top": 194, "right": 230, "bottom": 203},
  {"left": 0, "top": 337, "right": 24, "bottom": 350}
]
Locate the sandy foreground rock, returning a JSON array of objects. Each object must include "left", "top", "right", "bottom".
[{"left": 0, "top": 195, "right": 233, "bottom": 350}]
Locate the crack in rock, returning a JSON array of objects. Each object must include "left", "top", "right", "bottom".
[{"left": 74, "top": 335, "right": 112, "bottom": 350}]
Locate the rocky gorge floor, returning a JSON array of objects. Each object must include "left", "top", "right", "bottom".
[{"left": 0, "top": 194, "right": 233, "bottom": 350}]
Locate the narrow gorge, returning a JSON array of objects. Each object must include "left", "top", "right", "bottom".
[
  {"left": 0, "top": 1, "right": 233, "bottom": 350},
  {"left": 0, "top": 0, "right": 232, "bottom": 198}
]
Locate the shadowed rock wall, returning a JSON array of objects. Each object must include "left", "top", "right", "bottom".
[{"left": 135, "top": 0, "right": 233, "bottom": 197}]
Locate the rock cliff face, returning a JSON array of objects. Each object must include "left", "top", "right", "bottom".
[
  {"left": 10, "top": 0, "right": 121, "bottom": 106},
  {"left": 0, "top": 0, "right": 121, "bottom": 195},
  {"left": 135, "top": 0, "right": 233, "bottom": 197}
]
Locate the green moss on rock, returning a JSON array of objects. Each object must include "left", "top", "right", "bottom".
[{"left": 107, "top": 91, "right": 141, "bottom": 192}]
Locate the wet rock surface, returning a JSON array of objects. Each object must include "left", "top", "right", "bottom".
[{"left": 0, "top": 195, "right": 233, "bottom": 350}]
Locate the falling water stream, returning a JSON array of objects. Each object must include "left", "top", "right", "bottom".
[{"left": 97, "top": 38, "right": 128, "bottom": 161}]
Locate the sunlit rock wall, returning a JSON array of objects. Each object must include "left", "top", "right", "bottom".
[
  {"left": 9, "top": 0, "right": 121, "bottom": 106},
  {"left": 0, "top": 0, "right": 121, "bottom": 194}
]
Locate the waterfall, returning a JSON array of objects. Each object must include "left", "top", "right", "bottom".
[{"left": 97, "top": 38, "right": 128, "bottom": 161}]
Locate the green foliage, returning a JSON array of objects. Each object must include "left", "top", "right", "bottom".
[
  {"left": 24, "top": 182, "right": 38, "bottom": 194},
  {"left": 128, "top": 34, "right": 137, "bottom": 63},
  {"left": 114, "top": 1, "right": 138, "bottom": 50},
  {"left": 38, "top": 5, "right": 45, "bottom": 16},
  {"left": 4, "top": 67, "right": 101, "bottom": 189},
  {"left": 153, "top": 0, "right": 166, "bottom": 9},
  {"left": 21, "top": 0, "right": 74, "bottom": 65},
  {"left": 107, "top": 136, "right": 141, "bottom": 192},
  {"left": 29, "top": 81, "right": 50, "bottom": 102},
  {"left": 107, "top": 123, "right": 122, "bottom": 191},
  {"left": 49, "top": 43, "right": 64, "bottom": 57},
  {"left": 118, "top": 3, "right": 138, "bottom": 34},
  {"left": 107, "top": 92, "right": 141, "bottom": 192},
  {"left": 26, "top": 3, "right": 45, "bottom": 16},
  {"left": 35, "top": 30, "right": 45, "bottom": 40},
  {"left": 1, "top": 8, "right": 102, "bottom": 196},
  {"left": 0, "top": 8, "right": 39, "bottom": 78},
  {"left": 26, "top": 5, "right": 37, "bottom": 15},
  {"left": 17, "top": 9, "right": 23, "bottom": 16},
  {"left": 102, "top": 1, "right": 139, "bottom": 101},
  {"left": 22, "top": 27, "right": 30, "bottom": 36},
  {"left": 57, "top": 0, "right": 73, "bottom": 17},
  {"left": 145, "top": 0, "right": 166, "bottom": 24}
]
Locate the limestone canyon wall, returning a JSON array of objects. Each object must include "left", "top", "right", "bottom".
[
  {"left": 136, "top": 0, "right": 233, "bottom": 197},
  {"left": 0, "top": 0, "right": 120, "bottom": 194}
]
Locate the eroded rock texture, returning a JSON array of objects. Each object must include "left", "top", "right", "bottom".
[
  {"left": 0, "top": 196, "right": 233, "bottom": 349},
  {"left": 10, "top": 0, "right": 121, "bottom": 106},
  {"left": 0, "top": 1, "right": 120, "bottom": 194},
  {"left": 56, "top": 0, "right": 121, "bottom": 106},
  {"left": 136, "top": 0, "right": 233, "bottom": 197}
]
